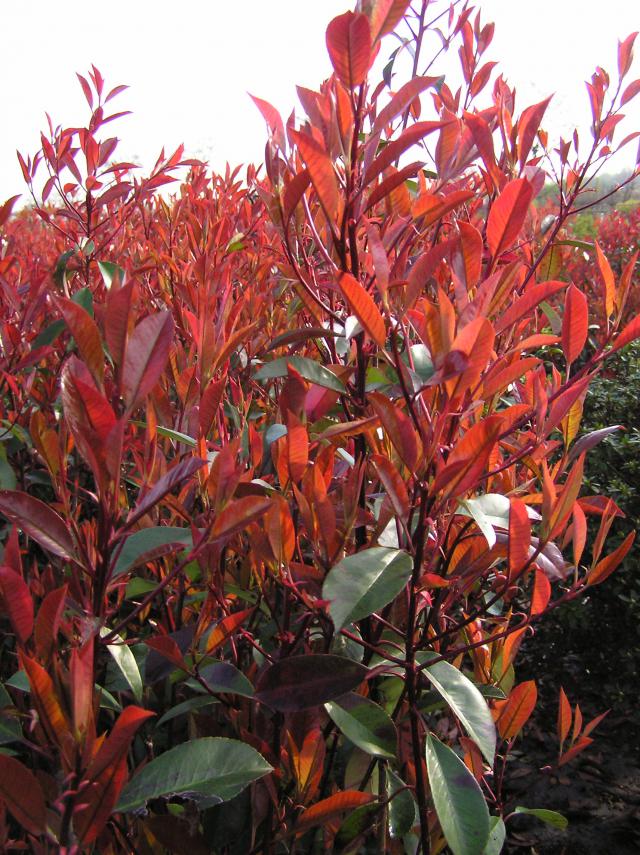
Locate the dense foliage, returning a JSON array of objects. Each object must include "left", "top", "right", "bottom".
[{"left": 0, "top": 2, "right": 638, "bottom": 853}]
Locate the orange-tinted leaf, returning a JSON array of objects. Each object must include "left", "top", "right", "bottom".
[
  {"left": 0, "top": 565, "right": 33, "bottom": 645},
  {"left": 587, "top": 531, "right": 635, "bottom": 587},
  {"left": 487, "top": 178, "right": 533, "bottom": 261},
  {"left": 250, "top": 94, "right": 285, "bottom": 149},
  {"left": 296, "top": 791, "right": 375, "bottom": 833},
  {"left": 497, "top": 681, "right": 537, "bottom": 740},
  {"left": 595, "top": 242, "right": 616, "bottom": 318},
  {"left": 286, "top": 412, "right": 308, "bottom": 483},
  {"left": 455, "top": 220, "right": 483, "bottom": 290},
  {"left": 558, "top": 735, "right": 593, "bottom": 766},
  {"left": 369, "top": 392, "right": 420, "bottom": 470},
  {"left": 70, "top": 638, "right": 95, "bottom": 738},
  {"left": 372, "top": 454, "right": 410, "bottom": 520},
  {"left": 22, "top": 656, "right": 70, "bottom": 750},
  {"left": 290, "top": 130, "right": 339, "bottom": 224},
  {"left": 432, "top": 415, "right": 503, "bottom": 499},
  {"left": 558, "top": 687, "right": 572, "bottom": 745},
  {"left": 561, "top": 284, "right": 588, "bottom": 365},
  {"left": 338, "top": 272, "right": 386, "bottom": 348},
  {"left": 531, "top": 568, "right": 551, "bottom": 615},
  {"left": 205, "top": 608, "right": 254, "bottom": 656},
  {"left": 326, "top": 12, "right": 372, "bottom": 89},
  {"left": 0, "top": 756, "right": 47, "bottom": 835}
]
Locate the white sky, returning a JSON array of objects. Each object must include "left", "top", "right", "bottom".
[{"left": 2, "top": 0, "right": 638, "bottom": 201}]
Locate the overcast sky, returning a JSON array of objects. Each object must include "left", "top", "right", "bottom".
[{"left": 2, "top": 0, "right": 638, "bottom": 200}]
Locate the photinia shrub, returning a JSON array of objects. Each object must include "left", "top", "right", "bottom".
[{"left": 0, "top": 3, "right": 638, "bottom": 853}]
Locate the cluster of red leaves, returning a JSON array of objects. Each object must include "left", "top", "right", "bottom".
[{"left": 0, "top": 3, "right": 638, "bottom": 853}]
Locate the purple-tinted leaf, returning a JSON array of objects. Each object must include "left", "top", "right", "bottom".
[
  {"left": 125, "top": 457, "right": 205, "bottom": 529},
  {"left": 255, "top": 655, "right": 369, "bottom": 712},
  {"left": 123, "top": 312, "right": 174, "bottom": 411},
  {"left": 569, "top": 426, "right": 622, "bottom": 462},
  {"left": 0, "top": 491, "right": 76, "bottom": 560}
]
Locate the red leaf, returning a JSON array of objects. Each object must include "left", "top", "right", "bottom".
[
  {"left": 255, "top": 654, "right": 369, "bottom": 711},
  {"left": 455, "top": 220, "right": 483, "bottom": 290},
  {"left": 621, "top": 78, "right": 640, "bottom": 106},
  {"left": 369, "top": 392, "right": 420, "bottom": 471},
  {"left": 296, "top": 791, "right": 376, "bottom": 833},
  {"left": 611, "top": 314, "right": 640, "bottom": 354},
  {"left": 618, "top": 32, "right": 638, "bottom": 78},
  {"left": 368, "top": 0, "right": 410, "bottom": 43},
  {"left": 123, "top": 311, "right": 174, "bottom": 411},
  {"left": 432, "top": 415, "right": 503, "bottom": 499},
  {"left": 70, "top": 638, "right": 95, "bottom": 738},
  {"left": 127, "top": 457, "right": 206, "bottom": 528},
  {"left": 0, "top": 756, "right": 47, "bottom": 835},
  {"left": 34, "top": 584, "right": 67, "bottom": 663},
  {"left": 290, "top": 130, "right": 339, "bottom": 224},
  {"left": 494, "top": 280, "right": 565, "bottom": 334},
  {"left": 497, "top": 681, "right": 537, "bottom": 740},
  {"left": 249, "top": 94, "right": 285, "bottom": 149},
  {"left": 508, "top": 498, "right": 531, "bottom": 579},
  {"left": 373, "top": 76, "right": 441, "bottom": 132},
  {"left": 22, "top": 656, "right": 70, "bottom": 751},
  {"left": 486, "top": 178, "right": 533, "bottom": 261},
  {"left": 338, "top": 272, "right": 386, "bottom": 348},
  {"left": 145, "top": 636, "right": 188, "bottom": 671},
  {"left": 211, "top": 496, "right": 273, "bottom": 542},
  {"left": 326, "top": 12, "right": 372, "bottom": 89},
  {"left": 517, "top": 96, "right": 552, "bottom": 169},
  {"left": 364, "top": 120, "right": 445, "bottom": 185},
  {"left": 372, "top": 454, "right": 410, "bottom": 521},
  {"left": 54, "top": 296, "right": 104, "bottom": 387},
  {"left": 0, "top": 491, "right": 76, "bottom": 560},
  {"left": 587, "top": 531, "right": 635, "bottom": 587},
  {"left": 0, "top": 565, "right": 34, "bottom": 645},
  {"left": 561, "top": 284, "right": 588, "bottom": 365},
  {"left": 559, "top": 734, "right": 593, "bottom": 766},
  {"left": 105, "top": 280, "right": 134, "bottom": 382}
]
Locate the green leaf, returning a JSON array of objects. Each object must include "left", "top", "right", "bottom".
[
  {"left": 422, "top": 656, "right": 496, "bottom": 764},
  {"left": 116, "top": 737, "right": 272, "bottom": 812},
  {"left": 253, "top": 356, "right": 345, "bottom": 393},
  {"left": 112, "top": 526, "right": 193, "bottom": 578},
  {"left": 483, "top": 816, "right": 506, "bottom": 854},
  {"left": 325, "top": 692, "right": 397, "bottom": 758},
  {"left": 425, "top": 733, "right": 490, "bottom": 855},
  {"left": 132, "top": 421, "right": 197, "bottom": 447},
  {"left": 387, "top": 768, "right": 417, "bottom": 838},
  {"left": 101, "top": 629, "right": 143, "bottom": 703},
  {"left": 32, "top": 319, "right": 65, "bottom": 349},
  {"left": 95, "top": 684, "right": 122, "bottom": 712},
  {"left": 157, "top": 696, "right": 219, "bottom": 726},
  {"left": 197, "top": 661, "right": 254, "bottom": 698},
  {"left": 322, "top": 547, "right": 413, "bottom": 630},
  {"left": 98, "top": 261, "right": 126, "bottom": 289},
  {"left": 0, "top": 682, "right": 21, "bottom": 745},
  {"left": 513, "top": 807, "right": 568, "bottom": 829}
]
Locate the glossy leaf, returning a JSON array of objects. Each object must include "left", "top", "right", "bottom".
[
  {"left": 122, "top": 311, "right": 174, "bottom": 410},
  {"left": 424, "top": 658, "right": 496, "bottom": 764},
  {"left": 561, "top": 284, "right": 588, "bottom": 364},
  {"left": 0, "top": 566, "right": 33, "bottom": 645},
  {"left": 322, "top": 547, "right": 413, "bottom": 629},
  {"left": 255, "top": 654, "right": 368, "bottom": 711},
  {"left": 0, "top": 491, "right": 76, "bottom": 560},
  {"left": 338, "top": 272, "right": 386, "bottom": 348},
  {"left": 513, "top": 807, "right": 568, "bottom": 829},
  {"left": 198, "top": 661, "right": 254, "bottom": 698},
  {"left": 254, "top": 355, "right": 345, "bottom": 393},
  {"left": 296, "top": 790, "right": 375, "bottom": 833},
  {"left": 112, "top": 526, "right": 193, "bottom": 578},
  {"left": 487, "top": 179, "right": 533, "bottom": 261},
  {"left": 483, "top": 816, "right": 506, "bottom": 855},
  {"left": 116, "top": 737, "right": 272, "bottom": 812},
  {"left": 325, "top": 691, "right": 397, "bottom": 757},
  {"left": 326, "top": 12, "right": 371, "bottom": 89},
  {"left": 496, "top": 681, "right": 537, "bottom": 740},
  {"left": 426, "top": 733, "right": 490, "bottom": 855},
  {"left": 387, "top": 767, "right": 417, "bottom": 838},
  {"left": 101, "top": 629, "right": 143, "bottom": 703}
]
